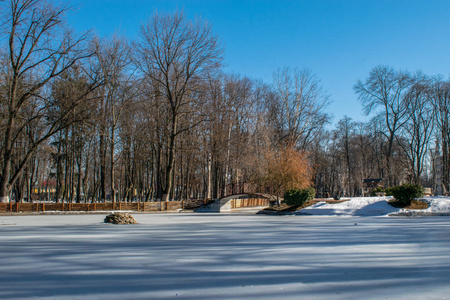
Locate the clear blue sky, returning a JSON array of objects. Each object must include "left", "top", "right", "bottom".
[{"left": 64, "top": 0, "right": 450, "bottom": 124}]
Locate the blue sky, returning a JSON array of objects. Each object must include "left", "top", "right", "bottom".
[{"left": 64, "top": 0, "right": 450, "bottom": 124}]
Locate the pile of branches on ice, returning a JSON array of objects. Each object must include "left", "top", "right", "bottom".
[{"left": 104, "top": 213, "right": 138, "bottom": 224}]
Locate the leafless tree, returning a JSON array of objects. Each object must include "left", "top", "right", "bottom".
[
  {"left": 135, "top": 12, "right": 222, "bottom": 201},
  {"left": 49, "top": 66, "right": 100, "bottom": 203},
  {"left": 0, "top": 0, "right": 100, "bottom": 202},
  {"left": 429, "top": 76, "right": 450, "bottom": 192},
  {"left": 94, "top": 36, "right": 135, "bottom": 202},
  {"left": 354, "top": 65, "right": 413, "bottom": 186},
  {"left": 398, "top": 75, "right": 435, "bottom": 184},
  {"left": 332, "top": 116, "right": 357, "bottom": 196},
  {"left": 272, "top": 67, "right": 330, "bottom": 149}
]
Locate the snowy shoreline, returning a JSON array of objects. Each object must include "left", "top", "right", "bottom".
[{"left": 297, "top": 196, "right": 450, "bottom": 217}]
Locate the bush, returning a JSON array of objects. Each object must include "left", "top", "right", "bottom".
[
  {"left": 284, "top": 187, "right": 316, "bottom": 206},
  {"left": 390, "top": 184, "right": 424, "bottom": 205},
  {"left": 384, "top": 187, "right": 394, "bottom": 196}
]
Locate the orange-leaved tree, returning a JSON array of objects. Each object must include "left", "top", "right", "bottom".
[{"left": 263, "top": 146, "right": 313, "bottom": 205}]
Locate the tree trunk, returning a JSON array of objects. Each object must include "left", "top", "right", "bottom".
[
  {"left": 206, "top": 153, "right": 212, "bottom": 200},
  {"left": 162, "top": 115, "right": 178, "bottom": 202},
  {"left": 110, "top": 125, "right": 116, "bottom": 203},
  {"left": 76, "top": 155, "right": 82, "bottom": 203},
  {"left": 100, "top": 132, "right": 107, "bottom": 202},
  {"left": 55, "top": 132, "right": 63, "bottom": 203},
  {"left": 0, "top": 114, "right": 15, "bottom": 203}
]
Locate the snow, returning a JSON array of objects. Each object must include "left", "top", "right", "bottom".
[
  {"left": 298, "top": 197, "right": 397, "bottom": 216},
  {"left": 298, "top": 196, "right": 450, "bottom": 216},
  {"left": 414, "top": 196, "right": 450, "bottom": 215},
  {"left": 1, "top": 213, "right": 450, "bottom": 299}
]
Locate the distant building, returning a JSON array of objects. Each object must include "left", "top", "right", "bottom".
[
  {"left": 362, "top": 178, "right": 383, "bottom": 196},
  {"left": 32, "top": 179, "right": 56, "bottom": 201}
]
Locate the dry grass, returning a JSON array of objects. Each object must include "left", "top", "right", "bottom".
[
  {"left": 312, "top": 198, "right": 350, "bottom": 204},
  {"left": 388, "top": 199, "right": 429, "bottom": 209}
]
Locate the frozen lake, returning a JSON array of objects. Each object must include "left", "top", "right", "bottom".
[{"left": 1, "top": 213, "right": 450, "bottom": 299}]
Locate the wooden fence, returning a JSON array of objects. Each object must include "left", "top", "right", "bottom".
[
  {"left": 0, "top": 201, "right": 183, "bottom": 213},
  {"left": 0, "top": 198, "right": 268, "bottom": 213}
]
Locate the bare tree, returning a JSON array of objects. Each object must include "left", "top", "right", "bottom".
[
  {"left": 94, "top": 36, "right": 135, "bottom": 202},
  {"left": 429, "top": 76, "right": 450, "bottom": 193},
  {"left": 398, "top": 76, "right": 435, "bottom": 184},
  {"left": 0, "top": 0, "right": 99, "bottom": 202},
  {"left": 135, "top": 12, "right": 222, "bottom": 201},
  {"left": 354, "top": 65, "right": 413, "bottom": 186},
  {"left": 272, "top": 67, "right": 330, "bottom": 149},
  {"left": 333, "top": 116, "right": 357, "bottom": 196},
  {"left": 49, "top": 66, "right": 99, "bottom": 203}
]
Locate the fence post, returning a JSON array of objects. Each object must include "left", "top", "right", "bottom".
[
  {"left": 17, "top": 202, "right": 19, "bottom": 212},
  {"left": 43, "top": 203, "right": 45, "bottom": 212}
]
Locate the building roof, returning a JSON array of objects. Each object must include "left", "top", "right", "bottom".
[{"left": 363, "top": 178, "right": 383, "bottom": 183}]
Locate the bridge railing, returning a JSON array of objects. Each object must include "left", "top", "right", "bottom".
[
  {"left": 230, "top": 198, "right": 270, "bottom": 209},
  {"left": 221, "top": 182, "right": 275, "bottom": 197}
]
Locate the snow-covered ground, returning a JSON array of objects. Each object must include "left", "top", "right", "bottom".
[
  {"left": 298, "top": 196, "right": 450, "bottom": 216},
  {"left": 1, "top": 213, "right": 450, "bottom": 299}
]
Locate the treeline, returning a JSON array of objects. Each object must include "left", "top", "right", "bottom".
[
  {"left": 0, "top": 0, "right": 448, "bottom": 203},
  {"left": 320, "top": 67, "right": 450, "bottom": 197}
]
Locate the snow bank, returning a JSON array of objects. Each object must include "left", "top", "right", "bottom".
[
  {"left": 393, "top": 196, "right": 450, "bottom": 216},
  {"left": 297, "top": 197, "right": 397, "bottom": 216},
  {"left": 297, "top": 196, "right": 450, "bottom": 216},
  {"left": 426, "top": 196, "right": 450, "bottom": 212}
]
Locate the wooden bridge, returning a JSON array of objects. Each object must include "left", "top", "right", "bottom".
[
  {"left": 220, "top": 182, "right": 275, "bottom": 198},
  {"left": 195, "top": 193, "right": 274, "bottom": 213}
]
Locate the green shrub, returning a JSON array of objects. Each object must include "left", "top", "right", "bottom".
[
  {"left": 284, "top": 187, "right": 316, "bottom": 206},
  {"left": 390, "top": 184, "right": 424, "bottom": 205},
  {"left": 384, "top": 187, "right": 394, "bottom": 196}
]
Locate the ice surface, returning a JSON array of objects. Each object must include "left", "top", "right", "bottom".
[{"left": 1, "top": 213, "right": 450, "bottom": 299}]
